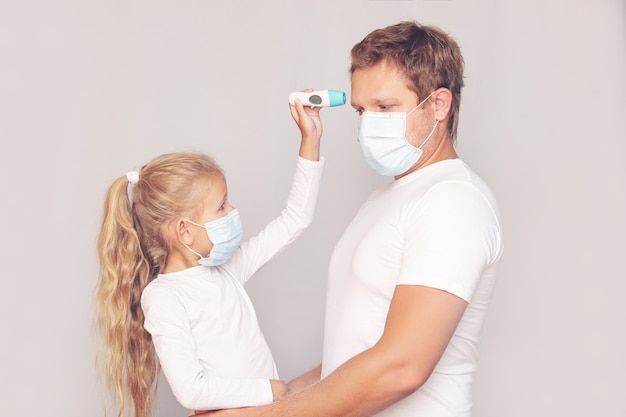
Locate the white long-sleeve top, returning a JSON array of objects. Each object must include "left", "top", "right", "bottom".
[{"left": 141, "top": 157, "right": 325, "bottom": 411}]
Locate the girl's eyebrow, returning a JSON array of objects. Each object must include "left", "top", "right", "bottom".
[{"left": 218, "top": 194, "right": 227, "bottom": 208}]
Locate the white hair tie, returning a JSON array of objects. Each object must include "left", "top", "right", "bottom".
[{"left": 126, "top": 171, "right": 139, "bottom": 184}]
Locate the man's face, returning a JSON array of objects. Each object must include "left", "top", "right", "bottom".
[{"left": 351, "top": 60, "right": 435, "bottom": 150}]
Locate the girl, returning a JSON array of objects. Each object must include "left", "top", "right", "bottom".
[{"left": 96, "top": 99, "right": 324, "bottom": 417}]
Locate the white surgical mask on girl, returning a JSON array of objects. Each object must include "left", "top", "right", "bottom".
[
  {"left": 357, "top": 92, "right": 439, "bottom": 176},
  {"left": 183, "top": 208, "right": 243, "bottom": 267}
]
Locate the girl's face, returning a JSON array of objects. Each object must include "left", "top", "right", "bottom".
[{"left": 186, "top": 174, "right": 234, "bottom": 255}]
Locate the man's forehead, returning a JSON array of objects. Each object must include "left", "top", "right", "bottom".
[{"left": 351, "top": 64, "right": 414, "bottom": 105}]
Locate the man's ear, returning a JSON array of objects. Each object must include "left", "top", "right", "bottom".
[{"left": 433, "top": 88, "right": 453, "bottom": 122}]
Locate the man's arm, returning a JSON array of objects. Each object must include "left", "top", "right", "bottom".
[
  {"left": 286, "top": 364, "right": 322, "bottom": 395},
  {"left": 201, "top": 284, "right": 467, "bottom": 417}
]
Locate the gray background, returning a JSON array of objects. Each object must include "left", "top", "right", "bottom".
[{"left": 1, "top": 0, "right": 624, "bottom": 416}]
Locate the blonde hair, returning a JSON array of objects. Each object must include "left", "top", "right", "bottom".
[{"left": 96, "top": 152, "right": 223, "bottom": 417}]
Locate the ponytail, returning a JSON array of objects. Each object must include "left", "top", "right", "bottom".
[{"left": 96, "top": 175, "right": 158, "bottom": 417}]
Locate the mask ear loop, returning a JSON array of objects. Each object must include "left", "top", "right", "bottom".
[
  {"left": 408, "top": 91, "right": 439, "bottom": 150},
  {"left": 183, "top": 243, "right": 203, "bottom": 261},
  {"left": 406, "top": 91, "right": 435, "bottom": 117},
  {"left": 183, "top": 218, "right": 205, "bottom": 228},
  {"left": 181, "top": 219, "right": 206, "bottom": 261},
  {"left": 417, "top": 119, "right": 440, "bottom": 150}
]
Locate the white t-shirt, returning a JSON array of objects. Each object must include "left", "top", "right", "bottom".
[
  {"left": 141, "top": 157, "right": 325, "bottom": 411},
  {"left": 322, "top": 158, "right": 503, "bottom": 417}
]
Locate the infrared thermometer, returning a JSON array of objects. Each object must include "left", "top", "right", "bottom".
[{"left": 288, "top": 90, "right": 346, "bottom": 107}]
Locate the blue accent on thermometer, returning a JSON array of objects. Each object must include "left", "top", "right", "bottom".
[{"left": 289, "top": 90, "right": 346, "bottom": 107}]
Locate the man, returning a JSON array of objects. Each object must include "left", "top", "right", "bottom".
[{"left": 202, "top": 20, "right": 503, "bottom": 417}]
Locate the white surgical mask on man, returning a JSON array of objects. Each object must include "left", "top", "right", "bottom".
[{"left": 357, "top": 92, "right": 439, "bottom": 176}]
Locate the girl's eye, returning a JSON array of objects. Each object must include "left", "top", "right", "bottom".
[{"left": 355, "top": 109, "right": 364, "bottom": 116}]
